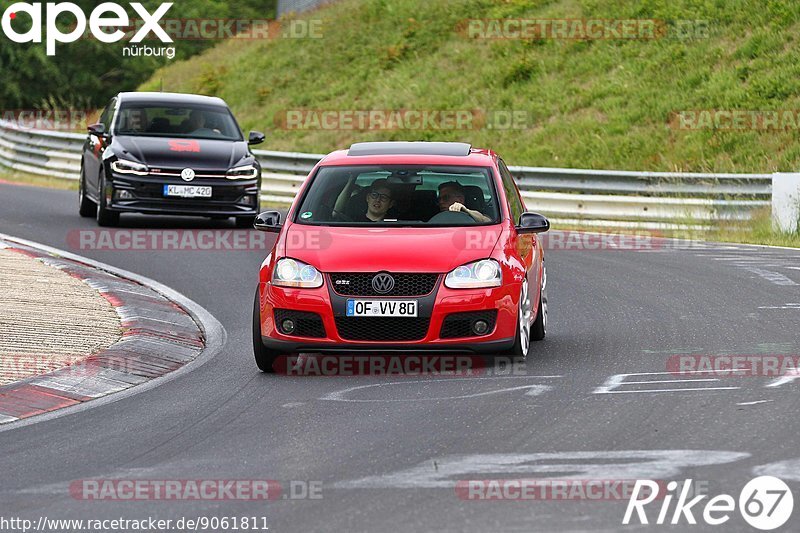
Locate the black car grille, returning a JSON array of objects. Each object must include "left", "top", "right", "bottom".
[
  {"left": 440, "top": 310, "right": 498, "bottom": 338},
  {"left": 335, "top": 317, "right": 430, "bottom": 341},
  {"left": 329, "top": 273, "right": 439, "bottom": 297},
  {"left": 274, "top": 309, "right": 326, "bottom": 338}
]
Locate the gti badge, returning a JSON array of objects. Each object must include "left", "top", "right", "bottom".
[{"left": 181, "top": 168, "right": 195, "bottom": 182}]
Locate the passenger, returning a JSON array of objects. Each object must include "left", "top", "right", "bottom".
[
  {"left": 360, "top": 179, "right": 396, "bottom": 221},
  {"left": 333, "top": 178, "right": 395, "bottom": 222},
  {"left": 437, "top": 181, "right": 491, "bottom": 223}
]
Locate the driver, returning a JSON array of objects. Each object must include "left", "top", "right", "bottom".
[
  {"left": 437, "top": 181, "right": 491, "bottom": 223},
  {"left": 182, "top": 110, "right": 217, "bottom": 135}
]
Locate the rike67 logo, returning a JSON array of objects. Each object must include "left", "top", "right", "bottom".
[
  {"left": 624, "top": 476, "right": 794, "bottom": 530},
  {"left": 1, "top": 2, "right": 172, "bottom": 55}
]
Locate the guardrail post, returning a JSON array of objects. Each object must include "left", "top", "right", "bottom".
[{"left": 772, "top": 173, "right": 800, "bottom": 233}]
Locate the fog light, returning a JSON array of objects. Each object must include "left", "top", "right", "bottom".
[
  {"left": 280, "top": 319, "right": 296, "bottom": 335},
  {"left": 115, "top": 189, "right": 134, "bottom": 200},
  {"left": 472, "top": 320, "right": 489, "bottom": 335},
  {"left": 242, "top": 195, "right": 255, "bottom": 206}
]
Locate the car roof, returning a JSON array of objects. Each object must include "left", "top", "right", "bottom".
[
  {"left": 319, "top": 142, "right": 498, "bottom": 167},
  {"left": 117, "top": 92, "right": 229, "bottom": 107}
]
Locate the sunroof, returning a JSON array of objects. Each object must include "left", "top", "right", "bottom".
[{"left": 348, "top": 141, "right": 472, "bottom": 157}]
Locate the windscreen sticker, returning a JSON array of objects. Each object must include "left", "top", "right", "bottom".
[{"left": 300, "top": 212, "right": 313, "bottom": 219}]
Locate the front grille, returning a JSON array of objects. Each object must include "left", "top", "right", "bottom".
[
  {"left": 330, "top": 273, "right": 439, "bottom": 297},
  {"left": 335, "top": 317, "right": 430, "bottom": 341},
  {"left": 274, "top": 309, "right": 326, "bottom": 338},
  {"left": 440, "top": 310, "right": 498, "bottom": 338},
  {"left": 131, "top": 182, "right": 246, "bottom": 202}
]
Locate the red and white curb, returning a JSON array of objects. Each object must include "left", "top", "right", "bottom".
[{"left": 0, "top": 234, "right": 223, "bottom": 427}]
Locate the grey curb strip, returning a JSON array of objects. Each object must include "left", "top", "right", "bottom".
[{"left": 0, "top": 231, "right": 227, "bottom": 433}]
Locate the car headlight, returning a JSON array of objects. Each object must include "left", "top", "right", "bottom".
[
  {"left": 444, "top": 259, "right": 502, "bottom": 289},
  {"left": 111, "top": 159, "right": 149, "bottom": 176},
  {"left": 272, "top": 258, "right": 323, "bottom": 288},
  {"left": 226, "top": 164, "right": 258, "bottom": 180}
]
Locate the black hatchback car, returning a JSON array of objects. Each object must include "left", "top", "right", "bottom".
[{"left": 79, "top": 92, "right": 264, "bottom": 226}]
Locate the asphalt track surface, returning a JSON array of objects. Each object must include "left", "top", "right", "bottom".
[{"left": 1, "top": 181, "right": 799, "bottom": 532}]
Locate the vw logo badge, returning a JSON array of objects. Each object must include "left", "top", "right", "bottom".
[
  {"left": 181, "top": 168, "right": 195, "bottom": 182},
  {"left": 372, "top": 273, "right": 395, "bottom": 294}
]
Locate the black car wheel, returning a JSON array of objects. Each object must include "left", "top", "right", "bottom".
[
  {"left": 253, "top": 287, "right": 284, "bottom": 373},
  {"left": 78, "top": 168, "right": 97, "bottom": 217},
  {"left": 235, "top": 216, "right": 255, "bottom": 228},
  {"left": 96, "top": 171, "right": 120, "bottom": 227}
]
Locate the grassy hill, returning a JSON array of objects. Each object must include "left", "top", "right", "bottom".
[{"left": 140, "top": 0, "right": 800, "bottom": 172}]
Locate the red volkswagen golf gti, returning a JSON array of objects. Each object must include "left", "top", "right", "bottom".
[{"left": 252, "top": 142, "right": 549, "bottom": 372}]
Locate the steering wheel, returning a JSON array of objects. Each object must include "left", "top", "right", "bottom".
[{"left": 427, "top": 210, "right": 474, "bottom": 224}]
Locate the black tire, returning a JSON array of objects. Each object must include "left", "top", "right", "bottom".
[
  {"left": 96, "top": 172, "right": 120, "bottom": 227},
  {"left": 253, "top": 288, "right": 282, "bottom": 373},
  {"left": 530, "top": 264, "right": 547, "bottom": 342},
  {"left": 235, "top": 216, "right": 255, "bottom": 228},
  {"left": 78, "top": 169, "right": 97, "bottom": 217}
]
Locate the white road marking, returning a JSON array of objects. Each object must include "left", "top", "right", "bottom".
[
  {"left": 335, "top": 450, "right": 750, "bottom": 489},
  {"left": 320, "top": 376, "right": 560, "bottom": 402},
  {"left": 742, "top": 267, "right": 798, "bottom": 286},
  {"left": 594, "top": 371, "right": 740, "bottom": 395},
  {"left": 736, "top": 400, "right": 772, "bottom": 406},
  {"left": 758, "top": 303, "right": 800, "bottom": 309},
  {"left": 754, "top": 458, "right": 800, "bottom": 482},
  {"left": 765, "top": 369, "right": 800, "bottom": 388}
]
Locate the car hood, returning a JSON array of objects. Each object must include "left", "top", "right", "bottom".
[
  {"left": 112, "top": 135, "right": 249, "bottom": 169},
  {"left": 282, "top": 224, "right": 503, "bottom": 273}
]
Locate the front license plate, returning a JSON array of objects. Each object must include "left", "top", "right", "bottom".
[
  {"left": 346, "top": 299, "right": 418, "bottom": 317},
  {"left": 163, "top": 184, "right": 212, "bottom": 198}
]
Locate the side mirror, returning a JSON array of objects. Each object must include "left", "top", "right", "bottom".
[
  {"left": 88, "top": 123, "right": 106, "bottom": 137},
  {"left": 248, "top": 130, "right": 265, "bottom": 145},
  {"left": 516, "top": 212, "right": 550, "bottom": 234},
  {"left": 254, "top": 210, "right": 282, "bottom": 232}
]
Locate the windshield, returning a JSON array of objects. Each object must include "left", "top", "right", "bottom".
[
  {"left": 295, "top": 165, "right": 500, "bottom": 227},
  {"left": 114, "top": 103, "right": 243, "bottom": 141}
]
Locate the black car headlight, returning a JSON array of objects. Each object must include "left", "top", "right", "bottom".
[
  {"left": 110, "top": 159, "right": 149, "bottom": 176},
  {"left": 226, "top": 164, "right": 258, "bottom": 180}
]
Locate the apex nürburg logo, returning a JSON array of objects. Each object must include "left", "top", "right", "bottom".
[{"left": 1, "top": 2, "right": 173, "bottom": 55}]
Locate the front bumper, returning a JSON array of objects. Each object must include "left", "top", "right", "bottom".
[
  {"left": 107, "top": 174, "right": 260, "bottom": 217},
  {"left": 258, "top": 277, "right": 519, "bottom": 354}
]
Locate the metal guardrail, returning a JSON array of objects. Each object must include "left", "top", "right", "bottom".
[
  {"left": 277, "top": 0, "right": 333, "bottom": 16},
  {"left": 0, "top": 120, "right": 772, "bottom": 228}
]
